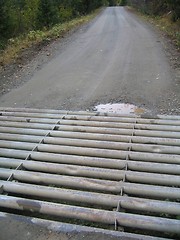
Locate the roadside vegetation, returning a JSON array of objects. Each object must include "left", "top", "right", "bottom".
[
  {"left": 0, "top": 0, "right": 179, "bottom": 67},
  {"left": 0, "top": 10, "right": 101, "bottom": 66},
  {"left": 127, "top": 0, "right": 180, "bottom": 47},
  {"left": 0, "top": 0, "right": 108, "bottom": 66}
]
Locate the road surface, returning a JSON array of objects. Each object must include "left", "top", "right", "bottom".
[{"left": 0, "top": 7, "right": 179, "bottom": 114}]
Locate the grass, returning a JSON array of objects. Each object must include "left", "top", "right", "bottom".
[
  {"left": 127, "top": 6, "right": 180, "bottom": 48},
  {"left": 0, "top": 9, "right": 101, "bottom": 67},
  {"left": 147, "top": 15, "right": 180, "bottom": 47}
]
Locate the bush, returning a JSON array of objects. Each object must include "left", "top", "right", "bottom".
[
  {"left": 59, "top": 6, "right": 73, "bottom": 22},
  {"left": 0, "top": 0, "right": 106, "bottom": 49},
  {"left": 120, "top": 0, "right": 127, "bottom": 6},
  {"left": 127, "top": 0, "right": 180, "bottom": 21}
]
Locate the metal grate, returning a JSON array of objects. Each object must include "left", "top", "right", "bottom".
[{"left": 0, "top": 107, "right": 180, "bottom": 239}]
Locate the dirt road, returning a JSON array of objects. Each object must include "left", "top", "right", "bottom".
[{"left": 0, "top": 7, "right": 179, "bottom": 114}]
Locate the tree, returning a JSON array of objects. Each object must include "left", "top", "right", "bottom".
[
  {"left": 166, "top": 0, "right": 180, "bottom": 21},
  {"left": 38, "top": 0, "right": 60, "bottom": 28},
  {"left": 23, "top": 0, "right": 40, "bottom": 30},
  {"left": 0, "top": 0, "right": 9, "bottom": 38},
  {"left": 109, "top": 0, "right": 118, "bottom": 6},
  {"left": 0, "top": 0, "right": 107, "bottom": 48},
  {"left": 120, "top": 0, "right": 127, "bottom": 6},
  {"left": 127, "top": 0, "right": 179, "bottom": 21}
]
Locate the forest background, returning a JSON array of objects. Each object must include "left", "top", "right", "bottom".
[{"left": 0, "top": 0, "right": 179, "bottom": 59}]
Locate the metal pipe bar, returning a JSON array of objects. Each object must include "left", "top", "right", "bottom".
[
  {"left": 1, "top": 123, "right": 180, "bottom": 139},
  {"left": 0, "top": 195, "right": 179, "bottom": 233},
  {"left": 1, "top": 127, "right": 180, "bottom": 147},
  {"left": 51, "top": 125, "right": 180, "bottom": 138},
  {"left": 1, "top": 118, "right": 180, "bottom": 133},
  {"left": 1, "top": 114, "right": 180, "bottom": 126},
  {"left": 0, "top": 168, "right": 120, "bottom": 193},
  {"left": 120, "top": 182, "right": 180, "bottom": 199},
  {"left": 157, "top": 114, "right": 180, "bottom": 120},
  {"left": 0, "top": 110, "right": 138, "bottom": 118},
  {"left": 1, "top": 181, "right": 180, "bottom": 215},
  {"left": 1, "top": 107, "right": 180, "bottom": 120},
  {"left": 0, "top": 212, "right": 169, "bottom": 240},
  {"left": 59, "top": 116, "right": 180, "bottom": 126},
  {"left": 0, "top": 109, "right": 139, "bottom": 119},
  {"left": 0, "top": 157, "right": 134, "bottom": 171},
  {"left": 0, "top": 149, "right": 125, "bottom": 170},
  {"left": 1, "top": 147, "right": 180, "bottom": 177},
  {"left": 0, "top": 108, "right": 96, "bottom": 116},
  {"left": 0, "top": 119, "right": 137, "bottom": 131},
  {"left": 0, "top": 140, "right": 36, "bottom": 151},
  {"left": 1, "top": 151, "right": 180, "bottom": 175},
  {"left": 37, "top": 137, "right": 180, "bottom": 155},
  {"left": 38, "top": 143, "right": 180, "bottom": 165},
  {"left": 0, "top": 158, "right": 23, "bottom": 168},
  {"left": 41, "top": 130, "right": 180, "bottom": 146},
  {"left": 1, "top": 140, "right": 180, "bottom": 165},
  {"left": 52, "top": 124, "right": 180, "bottom": 138},
  {"left": 1, "top": 133, "right": 180, "bottom": 155},
  {"left": 39, "top": 145, "right": 180, "bottom": 165},
  {"left": 0, "top": 168, "right": 179, "bottom": 199},
  {"left": 0, "top": 148, "right": 29, "bottom": 159},
  {"left": 0, "top": 164, "right": 179, "bottom": 186},
  {"left": 46, "top": 121, "right": 180, "bottom": 132},
  {"left": 0, "top": 116, "right": 59, "bottom": 124},
  {"left": 0, "top": 133, "right": 42, "bottom": 143},
  {"left": 0, "top": 126, "right": 48, "bottom": 136},
  {"left": 0, "top": 121, "right": 54, "bottom": 130},
  {"left": 0, "top": 162, "right": 126, "bottom": 181},
  {"left": 3, "top": 155, "right": 180, "bottom": 178}
]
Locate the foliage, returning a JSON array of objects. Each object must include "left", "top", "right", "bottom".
[
  {"left": 38, "top": 0, "right": 60, "bottom": 28},
  {"left": 109, "top": 0, "right": 118, "bottom": 6},
  {"left": 127, "top": 0, "right": 180, "bottom": 21},
  {"left": 166, "top": 0, "right": 180, "bottom": 21},
  {"left": 0, "top": 9, "right": 101, "bottom": 66},
  {"left": 108, "top": 0, "right": 127, "bottom": 6},
  {"left": 128, "top": 1, "right": 180, "bottom": 47},
  {"left": 120, "top": 0, "right": 127, "bottom": 6},
  {"left": 0, "top": 0, "right": 106, "bottom": 49},
  {"left": 0, "top": 1, "right": 8, "bottom": 38}
]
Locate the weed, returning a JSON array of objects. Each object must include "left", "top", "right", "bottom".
[
  {"left": 154, "top": 15, "right": 180, "bottom": 46},
  {"left": 128, "top": 7, "right": 180, "bottom": 48},
  {"left": 0, "top": 9, "right": 101, "bottom": 67}
]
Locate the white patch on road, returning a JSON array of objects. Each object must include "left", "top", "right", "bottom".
[{"left": 94, "top": 103, "right": 146, "bottom": 115}]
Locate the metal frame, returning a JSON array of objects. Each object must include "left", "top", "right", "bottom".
[
  {"left": 0, "top": 212, "right": 168, "bottom": 240},
  {"left": 0, "top": 108, "right": 180, "bottom": 239}
]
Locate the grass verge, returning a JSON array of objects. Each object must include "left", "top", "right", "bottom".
[
  {"left": 127, "top": 7, "right": 180, "bottom": 49},
  {"left": 146, "top": 15, "right": 180, "bottom": 48},
  {"left": 0, "top": 9, "right": 101, "bottom": 67}
]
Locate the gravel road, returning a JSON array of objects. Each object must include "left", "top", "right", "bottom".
[{"left": 0, "top": 7, "right": 179, "bottom": 114}]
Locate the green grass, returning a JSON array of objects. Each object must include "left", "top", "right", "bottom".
[
  {"left": 0, "top": 9, "right": 101, "bottom": 67},
  {"left": 147, "top": 15, "right": 180, "bottom": 47}
]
